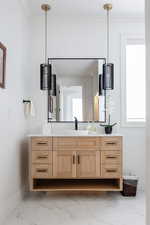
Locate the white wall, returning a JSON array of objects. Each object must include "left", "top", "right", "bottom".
[
  {"left": 0, "top": 0, "right": 31, "bottom": 223},
  {"left": 29, "top": 16, "right": 145, "bottom": 190}
]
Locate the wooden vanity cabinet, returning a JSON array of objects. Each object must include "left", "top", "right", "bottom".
[{"left": 29, "top": 136, "right": 122, "bottom": 192}]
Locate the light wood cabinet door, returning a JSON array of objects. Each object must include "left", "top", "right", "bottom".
[
  {"left": 53, "top": 151, "right": 76, "bottom": 178},
  {"left": 77, "top": 151, "right": 100, "bottom": 178}
]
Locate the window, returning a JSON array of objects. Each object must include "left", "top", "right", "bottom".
[{"left": 121, "top": 35, "right": 145, "bottom": 126}]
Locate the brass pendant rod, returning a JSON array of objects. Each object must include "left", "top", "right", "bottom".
[
  {"left": 103, "top": 3, "right": 112, "bottom": 64},
  {"left": 41, "top": 4, "right": 51, "bottom": 64},
  {"left": 107, "top": 9, "right": 110, "bottom": 63},
  {"left": 45, "top": 10, "right": 47, "bottom": 64}
]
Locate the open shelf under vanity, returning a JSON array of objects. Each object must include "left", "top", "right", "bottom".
[{"left": 32, "top": 179, "right": 122, "bottom": 192}]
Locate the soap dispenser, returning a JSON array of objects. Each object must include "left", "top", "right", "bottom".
[{"left": 86, "top": 121, "right": 96, "bottom": 133}]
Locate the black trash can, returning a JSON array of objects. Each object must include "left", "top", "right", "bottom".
[{"left": 121, "top": 176, "right": 138, "bottom": 197}]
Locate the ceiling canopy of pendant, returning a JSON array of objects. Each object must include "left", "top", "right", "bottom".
[{"left": 23, "top": 0, "right": 144, "bottom": 18}]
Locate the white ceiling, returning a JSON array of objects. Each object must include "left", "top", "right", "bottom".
[{"left": 23, "top": 0, "right": 144, "bottom": 18}]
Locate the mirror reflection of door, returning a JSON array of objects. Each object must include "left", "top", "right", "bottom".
[
  {"left": 48, "top": 59, "right": 106, "bottom": 122},
  {"left": 59, "top": 86, "right": 83, "bottom": 121}
]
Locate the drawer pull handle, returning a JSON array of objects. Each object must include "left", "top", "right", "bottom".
[
  {"left": 77, "top": 155, "right": 80, "bottom": 164},
  {"left": 73, "top": 155, "right": 76, "bottom": 164},
  {"left": 106, "top": 156, "right": 117, "bottom": 159},
  {"left": 106, "top": 169, "right": 117, "bottom": 173},
  {"left": 37, "top": 156, "right": 48, "bottom": 159},
  {"left": 37, "top": 169, "right": 47, "bottom": 173},
  {"left": 37, "top": 142, "right": 48, "bottom": 145},
  {"left": 106, "top": 142, "right": 116, "bottom": 145}
]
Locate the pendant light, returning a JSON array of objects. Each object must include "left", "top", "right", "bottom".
[
  {"left": 40, "top": 4, "right": 51, "bottom": 90},
  {"left": 103, "top": 3, "right": 114, "bottom": 90}
]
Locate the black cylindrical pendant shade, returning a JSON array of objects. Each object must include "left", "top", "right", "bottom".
[
  {"left": 99, "top": 74, "right": 103, "bottom": 96},
  {"left": 40, "top": 64, "right": 51, "bottom": 90},
  {"left": 51, "top": 74, "right": 57, "bottom": 96},
  {"left": 103, "top": 63, "right": 114, "bottom": 90}
]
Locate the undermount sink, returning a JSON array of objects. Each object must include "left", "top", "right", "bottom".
[
  {"left": 53, "top": 130, "right": 90, "bottom": 136},
  {"left": 42, "top": 126, "right": 98, "bottom": 136}
]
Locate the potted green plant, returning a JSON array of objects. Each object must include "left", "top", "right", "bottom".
[{"left": 100, "top": 114, "right": 117, "bottom": 134}]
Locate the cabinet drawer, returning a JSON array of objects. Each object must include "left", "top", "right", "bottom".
[
  {"left": 101, "top": 137, "right": 122, "bottom": 150},
  {"left": 101, "top": 151, "right": 121, "bottom": 165},
  {"left": 53, "top": 137, "right": 78, "bottom": 150},
  {"left": 77, "top": 137, "right": 99, "bottom": 150},
  {"left": 101, "top": 165, "right": 121, "bottom": 178},
  {"left": 32, "top": 151, "right": 52, "bottom": 164},
  {"left": 53, "top": 137, "right": 99, "bottom": 151},
  {"left": 31, "top": 137, "right": 52, "bottom": 151},
  {"left": 32, "top": 164, "right": 52, "bottom": 178}
]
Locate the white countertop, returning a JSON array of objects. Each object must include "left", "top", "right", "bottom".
[{"left": 28, "top": 132, "right": 123, "bottom": 137}]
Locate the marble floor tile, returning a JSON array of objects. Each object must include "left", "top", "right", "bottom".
[{"left": 4, "top": 192, "right": 145, "bottom": 225}]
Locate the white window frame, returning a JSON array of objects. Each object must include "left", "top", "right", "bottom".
[{"left": 121, "top": 34, "right": 145, "bottom": 127}]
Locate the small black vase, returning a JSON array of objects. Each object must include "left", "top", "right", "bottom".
[{"left": 105, "top": 126, "right": 112, "bottom": 134}]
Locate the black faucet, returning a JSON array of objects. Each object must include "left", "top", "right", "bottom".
[{"left": 74, "top": 117, "right": 78, "bottom": 130}]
